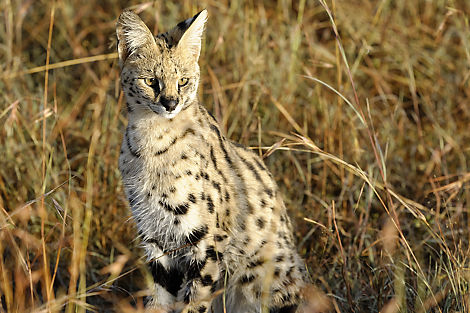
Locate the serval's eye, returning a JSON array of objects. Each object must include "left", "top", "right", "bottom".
[
  {"left": 144, "top": 77, "right": 157, "bottom": 87},
  {"left": 178, "top": 77, "right": 189, "bottom": 87}
]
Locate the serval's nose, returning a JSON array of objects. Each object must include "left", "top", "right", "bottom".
[{"left": 160, "top": 96, "right": 178, "bottom": 112}]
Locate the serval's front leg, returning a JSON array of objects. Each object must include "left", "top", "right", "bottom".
[
  {"left": 178, "top": 239, "right": 222, "bottom": 313},
  {"left": 145, "top": 250, "right": 184, "bottom": 311}
]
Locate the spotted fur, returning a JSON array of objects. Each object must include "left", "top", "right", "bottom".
[{"left": 117, "top": 9, "right": 306, "bottom": 313}]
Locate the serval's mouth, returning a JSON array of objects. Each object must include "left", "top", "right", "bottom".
[{"left": 148, "top": 103, "right": 182, "bottom": 119}]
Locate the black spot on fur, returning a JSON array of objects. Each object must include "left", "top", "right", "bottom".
[
  {"left": 200, "top": 171, "right": 210, "bottom": 180},
  {"left": 201, "top": 275, "right": 213, "bottom": 286},
  {"left": 128, "top": 193, "right": 138, "bottom": 206},
  {"left": 187, "top": 259, "right": 206, "bottom": 280},
  {"left": 206, "top": 109, "right": 217, "bottom": 122},
  {"left": 281, "top": 293, "right": 293, "bottom": 304},
  {"left": 210, "top": 145, "right": 218, "bottom": 168},
  {"left": 206, "top": 246, "right": 220, "bottom": 261},
  {"left": 207, "top": 195, "right": 214, "bottom": 214},
  {"left": 215, "top": 213, "right": 220, "bottom": 228},
  {"left": 159, "top": 200, "right": 189, "bottom": 215},
  {"left": 240, "top": 274, "right": 255, "bottom": 284},
  {"left": 154, "top": 128, "right": 195, "bottom": 156},
  {"left": 210, "top": 282, "right": 218, "bottom": 293},
  {"left": 286, "top": 266, "right": 295, "bottom": 278},
  {"left": 151, "top": 262, "right": 183, "bottom": 297},
  {"left": 210, "top": 124, "right": 232, "bottom": 165},
  {"left": 186, "top": 225, "right": 208, "bottom": 245},
  {"left": 240, "top": 155, "right": 265, "bottom": 185},
  {"left": 243, "top": 236, "right": 251, "bottom": 245},
  {"left": 247, "top": 259, "right": 264, "bottom": 268},
  {"left": 256, "top": 217, "right": 265, "bottom": 229},
  {"left": 125, "top": 127, "right": 140, "bottom": 157},
  {"left": 155, "top": 137, "right": 177, "bottom": 155},
  {"left": 254, "top": 158, "right": 268, "bottom": 172},
  {"left": 210, "top": 144, "right": 228, "bottom": 183},
  {"left": 198, "top": 306, "right": 207, "bottom": 313},
  {"left": 182, "top": 127, "right": 196, "bottom": 137},
  {"left": 188, "top": 193, "right": 197, "bottom": 203},
  {"left": 212, "top": 181, "right": 221, "bottom": 193}
]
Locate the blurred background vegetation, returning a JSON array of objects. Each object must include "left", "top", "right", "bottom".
[{"left": 0, "top": 0, "right": 469, "bottom": 312}]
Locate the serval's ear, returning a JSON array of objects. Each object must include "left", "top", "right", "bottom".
[
  {"left": 116, "top": 10, "right": 156, "bottom": 67},
  {"left": 173, "top": 10, "right": 208, "bottom": 62}
]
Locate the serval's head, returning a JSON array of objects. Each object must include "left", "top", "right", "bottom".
[{"left": 116, "top": 10, "right": 207, "bottom": 119}]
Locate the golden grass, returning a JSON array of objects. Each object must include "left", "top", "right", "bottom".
[{"left": 1, "top": 0, "right": 469, "bottom": 312}]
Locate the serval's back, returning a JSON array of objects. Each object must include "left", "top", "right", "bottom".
[{"left": 117, "top": 9, "right": 306, "bottom": 313}]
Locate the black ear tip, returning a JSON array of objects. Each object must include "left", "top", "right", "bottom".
[{"left": 194, "top": 9, "right": 208, "bottom": 19}]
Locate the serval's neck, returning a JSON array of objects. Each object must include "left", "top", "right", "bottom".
[{"left": 125, "top": 100, "right": 202, "bottom": 160}]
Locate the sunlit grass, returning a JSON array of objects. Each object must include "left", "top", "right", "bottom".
[{"left": 1, "top": 0, "right": 469, "bottom": 312}]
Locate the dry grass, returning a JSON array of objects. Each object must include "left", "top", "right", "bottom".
[{"left": 1, "top": 0, "right": 469, "bottom": 312}]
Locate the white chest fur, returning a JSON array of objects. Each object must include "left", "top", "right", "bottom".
[{"left": 119, "top": 113, "right": 211, "bottom": 254}]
